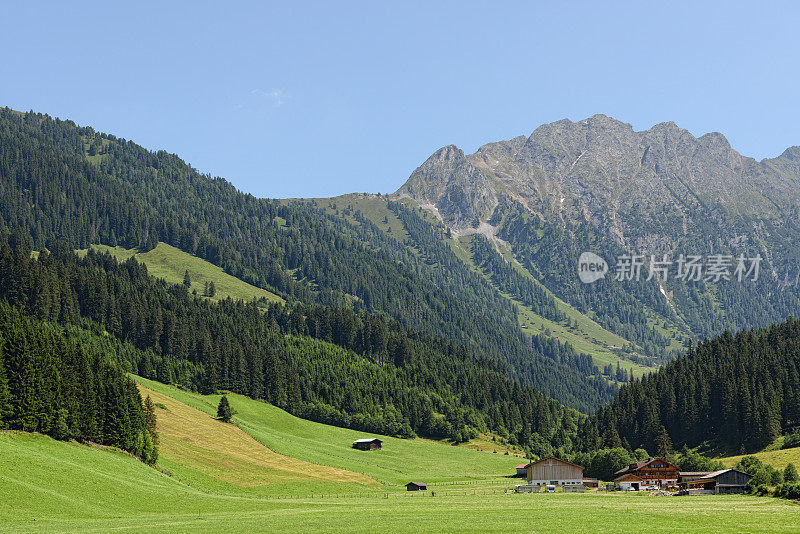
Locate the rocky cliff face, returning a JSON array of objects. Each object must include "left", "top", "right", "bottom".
[{"left": 396, "top": 115, "right": 800, "bottom": 249}]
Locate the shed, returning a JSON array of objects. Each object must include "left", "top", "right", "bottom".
[
  {"left": 352, "top": 438, "right": 382, "bottom": 451},
  {"left": 406, "top": 482, "right": 428, "bottom": 491},
  {"left": 515, "top": 463, "right": 529, "bottom": 477},
  {"left": 679, "top": 469, "right": 752, "bottom": 494}
]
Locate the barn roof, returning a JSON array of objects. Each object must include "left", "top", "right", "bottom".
[
  {"left": 527, "top": 456, "right": 584, "bottom": 471},
  {"left": 353, "top": 438, "right": 382, "bottom": 444},
  {"left": 516, "top": 464, "right": 529, "bottom": 470},
  {"left": 406, "top": 481, "right": 427, "bottom": 487},
  {"left": 694, "top": 469, "right": 752, "bottom": 482}
]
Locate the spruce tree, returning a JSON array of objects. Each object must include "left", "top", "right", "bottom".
[
  {"left": 0, "top": 341, "right": 10, "bottom": 427},
  {"left": 656, "top": 425, "right": 673, "bottom": 457},
  {"left": 208, "top": 281, "right": 216, "bottom": 297},
  {"left": 217, "top": 395, "right": 233, "bottom": 423},
  {"left": 183, "top": 270, "right": 191, "bottom": 288},
  {"left": 784, "top": 463, "right": 799, "bottom": 483}
]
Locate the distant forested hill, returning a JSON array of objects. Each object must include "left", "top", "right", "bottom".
[
  {"left": 0, "top": 107, "right": 612, "bottom": 411},
  {"left": 579, "top": 318, "right": 800, "bottom": 454},
  {"left": 0, "top": 227, "right": 579, "bottom": 448}
]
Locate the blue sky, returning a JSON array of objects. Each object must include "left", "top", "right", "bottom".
[{"left": 2, "top": 1, "right": 798, "bottom": 198}]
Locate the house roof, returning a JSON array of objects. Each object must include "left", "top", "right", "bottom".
[
  {"left": 614, "top": 458, "right": 677, "bottom": 476},
  {"left": 527, "top": 456, "right": 584, "bottom": 471},
  {"left": 614, "top": 460, "right": 649, "bottom": 475},
  {"left": 613, "top": 473, "right": 643, "bottom": 482},
  {"left": 516, "top": 464, "right": 529, "bottom": 470},
  {"left": 353, "top": 438, "right": 382, "bottom": 444},
  {"left": 679, "top": 471, "right": 712, "bottom": 476}
]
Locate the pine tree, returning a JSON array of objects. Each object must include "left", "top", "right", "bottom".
[
  {"left": 142, "top": 395, "right": 159, "bottom": 465},
  {"left": 656, "top": 425, "right": 673, "bottom": 457},
  {"left": 217, "top": 395, "right": 233, "bottom": 423},
  {"left": 183, "top": 270, "right": 191, "bottom": 288},
  {"left": 208, "top": 281, "right": 216, "bottom": 297},
  {"left": 0, "top": 341, "right": 10, "bottom": 427},
  {"left": 784, "top": 463, "right": 799, "bottom": 483}
]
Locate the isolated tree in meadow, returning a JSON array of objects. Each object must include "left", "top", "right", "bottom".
[
  {"left": 142, "top": 395, "right": 159, "bottom": 465},
  {"left": 183, "top": 270, "right": 191, "bottom": 288},
  {"left": 208, "top": 281, "right": 216, "bottom": 297},
  {"left": 784, "top": 463, "right": 799, "bottom": 483},
  {"left": 217, "top": 395, "right": 233, "bottom": 423}
]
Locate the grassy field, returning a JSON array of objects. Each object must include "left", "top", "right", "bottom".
[
  {"left": 2, "top": 431, "right": 799, "bottom": 533},
  {"left": 134, "top": 377, "right": 520, "bottom": 488},
  {"left": 78, "top": 242, "right": 283, "bottom": 305},
  {"left": 3, "top": 378, "right": 800, "bottom": 532},
  {"left": 720, "top": 446, "right": 800, "bottom": 471},
  {"left": 138, "top": 383, "right": 376, "bottom": 497}
]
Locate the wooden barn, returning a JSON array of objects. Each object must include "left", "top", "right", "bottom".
[
  {"left": 613, "top": 458, "right": 679, "bottom": 489},
  {"left": 406, "top": 482, "right": 428, "bottom": 491},
  {"left": 678, "top": 469, "right": 752, "bottom": 494},
  {"left": 525, "top": 456, "right": 584, "bottom": 487},
  {"left": 352, "top": 438, "right": 382, "bottom": 451}
]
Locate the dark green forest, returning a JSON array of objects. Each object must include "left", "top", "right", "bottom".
[
  {"left": 579, "top": 318, "right": 800, "bottom": 454},
  {"left": 0, "top": 300, "right": 158, "bottom": 464},
  {"left": 0, "top": 107, "right": 612, "bottom": 411},
  {"left": 0, "top": 227, "right": 579, "bottom": 446}
]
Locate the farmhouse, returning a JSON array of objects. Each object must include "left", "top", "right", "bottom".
[
  {"left": 525, "top": 456, "right": 585, "bottom": 487},
  {"left": 352, "top": 438, "right": 382, "bottom": 450},
  {"left": 406, "top": 482, "right": 428, "bottom": 491},
  {"left": 678, "top": 469, "right": 753, "bottom": 495},
  {"left": 613, "top": 458, "right": 679, "bottom": 490}
]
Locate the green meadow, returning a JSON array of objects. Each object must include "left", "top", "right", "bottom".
[
  {"left": 78, "top": 242, "right": 283, "bottom": 305},
  {"left": 2, "top": 430, "right": 799, "bottom": 533},
  {"left": 2, "top": 377, "right": 799, "bottom": 532}
]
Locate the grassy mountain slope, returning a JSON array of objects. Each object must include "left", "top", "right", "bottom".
[
  {"left": 135, "top": 376, "right": 518, "bottom": 486},
  {"left": 309, "top": 193, "right": 655, "bottom": 380},
  {"left": 720, "top": 448, "right": 800, "bottom": 472},
  {"left": 78, "top": 242, "right": 283, "bottom": 305},
  {"left": 138, "top": 382, "right": 374, "bottom": 494}
]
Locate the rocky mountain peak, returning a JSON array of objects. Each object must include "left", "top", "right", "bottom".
[{"left": 395, "top": 115, "right": 800, "bottom": 236}]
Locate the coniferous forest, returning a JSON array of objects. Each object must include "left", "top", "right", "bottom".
[
  {"left": 0, "top": 107, "right": 612, "bottom": 411},
  {"left": 0, "top": 227, "right": 578, "bottom": 445},
  {"left": 0, "top": 299, "right": 158, "bottom": 464},
  {"left": 580, "top": 319, "right": 800, "bottom": 454}
]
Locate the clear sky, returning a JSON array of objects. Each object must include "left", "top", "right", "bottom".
[{"left": 2, "top": 1, "right": 798, "bottom": 198}]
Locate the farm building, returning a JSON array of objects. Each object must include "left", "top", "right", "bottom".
[
  {"left": 406, "top": 482, "right": 428, "bottom": 491},
  {"left": 525, "top": 456, "right": 584, "bottom": 487},
  {"left": 677, "top": 469, "right": 753, "bottom": 495},
  {"left": 352, "top": 438, "right": 382, "bottom": 450},
  {"left": 613, "top": 458, "right": 679, "bottom": 490},
  {"left": 515, "top": 463, "right": 528, "bottom": 477}
]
